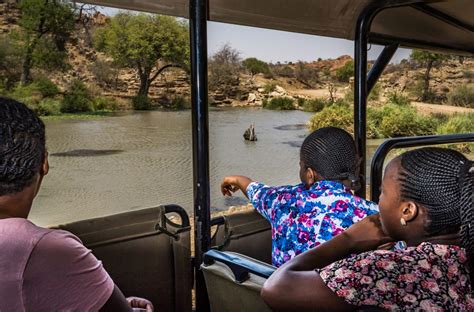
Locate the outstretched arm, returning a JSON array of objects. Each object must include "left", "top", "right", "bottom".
[
  {"left": 261, "top": 214, "right": 392, "bottom": 311},
  {"left": 221, "top": 175, "right": 254, "bottom": 199}
]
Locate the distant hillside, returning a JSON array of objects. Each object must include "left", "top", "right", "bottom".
[{"left": 1, "top": 1, "right": 472, "bottom": 108}]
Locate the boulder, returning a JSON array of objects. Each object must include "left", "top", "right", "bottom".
[
  {"left": 275, "top": 85, "right": 286, "bottom": 94},
  {"left": 247, "top": 93, "right": 257, "bottom": 103}
]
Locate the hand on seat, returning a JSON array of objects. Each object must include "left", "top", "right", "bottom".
[{"left": 127, "top": 297, "right": 154, "bottom": 312}]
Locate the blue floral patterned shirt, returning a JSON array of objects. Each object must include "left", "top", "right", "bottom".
[{"left": 246, "top": 180, "right": 379, "bottom": 267}]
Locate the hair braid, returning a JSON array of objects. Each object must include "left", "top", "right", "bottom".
[
  {"left": 300, "top": 127, "right": 360, "bottom": 190},
  {"left": 399, "top": 147, "right": 473, "bottom": 291},
  {"left": 459, "top": 160, "right": 474, "bottom": 290},
  {"left": 0, "top": 97, "right": 45, "bottom": 195}
]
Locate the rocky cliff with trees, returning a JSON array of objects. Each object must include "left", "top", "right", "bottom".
[{"left": 0, "top": 0, "right": 472, "bottom": 119}]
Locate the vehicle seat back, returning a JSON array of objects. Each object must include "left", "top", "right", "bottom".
[
  {"left": 202, "top": 250, "right": 274, "bottom": 312},
  {"left": 53, "top": 205, "right": 192, "bottom": 312},
  {"left": 211, "top": 209, "right": 272, "bottom": 264}
]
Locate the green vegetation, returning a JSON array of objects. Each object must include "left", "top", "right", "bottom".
[
  {"left": 446, "top": 85, "right": 474, "bottom": 108},
  {"left": 437, "top": 113, "right": 474, "bottom": 152},
  {"left": 95, "top": 13, "right": 189, "bottom": 99},
  {"left": 308, "top": 101, "right": 352, "bottom": 133},
  {"left": 309, "top": 100, "right": 447, "bottom": 139},
  {"left": 16, "top": 0, "right": 75, "bottom": 84},
  {"left": 386, "top": 91, "right": 410, "bottom": 106},
  {"left": 299, "top": 98, "right": 327, "bottom": 112},
  {"left": 243, "top": 58, "right": 269, "bottom": 76},
  {"left": 169, "top": 95, "right": 190, "bottom": 110},
  {"left": 93, "top": 97, "right": 119, "bottom": 111},
  {"left": 410, "top": 50, "right": 449, "bottom": 102},
  {"left": 263, "top": 82, "right": 277, "bottom": 93},
  {"left": 263, "top": 97, "right": 295, "bottom": 110},
  {"left": 132, "top": 95, "right": 152, "bottom": 110},
  {"left": 61, "top": 80, "right": 93, "bottom": 113},
  {"left": 335, "top": 60, "right": 354, "bottom": 82}
]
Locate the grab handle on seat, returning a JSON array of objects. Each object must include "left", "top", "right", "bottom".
[
  {"left": 162, "top": 204, "right": 190, "bottom": 227},
  {"left": 203, "top": 249, "right": 275, "bottom": 283}
]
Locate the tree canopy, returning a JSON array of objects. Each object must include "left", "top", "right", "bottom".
[
  {"left": 410, "top": 50, "right": 449, "bottom": 101},
  {"left": 16, "top": 0, "right": 75, "bottom": 84},
  {"left": 94, "top": 13, "right": 189, "bottom": 98},
  {"left": 243, "top": 57, "right": 269, "bottom": 76}
]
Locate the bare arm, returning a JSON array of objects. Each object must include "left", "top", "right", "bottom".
[
  {"left": 101, "top": 286, "right": 154, "bottom": 312},
  {"left": 221, "top": 175, "right": 254, "bottom": 199},
  {"left": 262, "top": 214, "right": 392, "bottom": 311}
]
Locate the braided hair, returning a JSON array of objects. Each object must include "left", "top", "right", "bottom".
[
  {"left": 300, "top": 127, "right": 360, "bottom": 190},
  {"left": 0, "top": 97, "right": 45, "bottom": 196},
  {"left": 398, "top": 147, "right": 473, "bottom": 289}
]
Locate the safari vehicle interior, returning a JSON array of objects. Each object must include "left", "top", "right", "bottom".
[{"left": 51, "top": 0, "right": 474, "bottom": 311}]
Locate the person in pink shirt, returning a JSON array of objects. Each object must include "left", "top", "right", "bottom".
[{"left": 0, "top": 97, "right": 153, "bottom": 311}]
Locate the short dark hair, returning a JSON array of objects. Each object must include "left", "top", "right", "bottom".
[
  {"left": 0, "top": 97, "right": 45, "bottom": 196},
  {"left": 399, "top": 147, "right": 473, "bottom": 290},
  {"left": 300, "top": 127, "right": 359, "bottom": 188}
]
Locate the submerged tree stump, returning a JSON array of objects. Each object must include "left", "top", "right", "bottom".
[{"left": 243, "top": 124, "right": 257, "bottom": 141}]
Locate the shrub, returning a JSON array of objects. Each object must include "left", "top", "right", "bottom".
[
  {"left": 91, "top": 59, "right": 119, "bottom": 88},
  {"left": 37, "top": 99, "right": 61, "bottom": 116},
  {"left": 377, "top": 104, "right": 436, "bottom": 137},
  {"left": 263, "top": 97, "right": 295, "bottom": 110},
  {"left": 308, "top": 105, "right": 353, "bottom": 133},
  {"left": 369, "top": 83, "right": 381, "bottom": 101},
  {"left": 32, "top": 77, "right": 60, "bottom": 98},
  {"left": 437, "top": 113, "right": 474, "bottom": 134},
  {"left": 274, "top": 65, "right": 294, "bottom": 78},
  {"left": 446, "top": 85, "right": 474, "bottom": 108},
  {"left": 301, "top": 98, "right": 326, "bottom": 112},
  {"left": 437, "top": 113, "right": 474, "bottom": 152},
  {"left": 132, "top": 95, "right": 152, "bottom": 110},
  {"left": 61, "top": 80, "right": 93, "bottom": 113},
  {"left": 93, "top": 97, "right": 119, "bottom": 111},
  {"left": 463, "top": 70, "right": 474, "bottom": 80},
  {"left": 335, "top": 60, "right": 354, "bottom": 82},
  {"left": 263, "top": 82, "right": 277, "bottom": 93},
  {"left": 386, "top": 91, "right": 410, "bottom": 106},
  {"left": 169, "top": 95, "right": 190, "bottom": 110},
  {"left": 243, "top": 58, "right": 269, "bottom": 76}
]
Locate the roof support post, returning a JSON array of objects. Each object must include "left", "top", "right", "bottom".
[
  {"left": 367, "top": 43, "right": 399, "bottom": 94},
  {"left": 354, "top": 6, "right": 376, "bottom": 198},
  {"left": 190, "top": 0, "right": 211, "bottom": 310}
]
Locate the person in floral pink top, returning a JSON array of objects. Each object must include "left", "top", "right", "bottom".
[{"left": 262, "top": 147, "right": 473, "bottom": 311}]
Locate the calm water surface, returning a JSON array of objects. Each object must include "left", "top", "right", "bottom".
[{"left": 31, "top": 108, "right": 383, "bottom": 226}]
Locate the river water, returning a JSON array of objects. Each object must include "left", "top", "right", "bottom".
[{"left": 30, "top": 108, "right": 384, "bottom": 226}]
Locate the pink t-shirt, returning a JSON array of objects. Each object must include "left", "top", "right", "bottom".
[{"left": 0, "top": 218, "right": 114, "bottom": 311}]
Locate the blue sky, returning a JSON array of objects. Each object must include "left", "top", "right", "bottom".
[{"left": 99, "top": 6, "right": 411, "bottom": 63}]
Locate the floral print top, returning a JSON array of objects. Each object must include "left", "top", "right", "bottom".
[
  {"left": 246, "top": 181, "right": 378, "bottom": 267},
  {"left": 319, "top": 242, "right": 474, "bottom": 311}
]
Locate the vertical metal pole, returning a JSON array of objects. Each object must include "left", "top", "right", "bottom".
[
  {"left": 190, "top": 0, "right": 211, "bottom": 310},
  {"left": 354, "top": 12, "right": 369, "bottom": 198}
]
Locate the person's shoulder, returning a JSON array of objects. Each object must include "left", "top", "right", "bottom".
[
  {"left": 34, "top": 228, "right": 84, "bottom": 255},
  {"left": 0, "top": 218, "right": 53, "bottom": 247}
]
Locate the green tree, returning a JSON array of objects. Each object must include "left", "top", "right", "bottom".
[
  {"left": 0, "top": 36, "right": 23, "bottom": 88},
  {"left": 335, "top": 60, "right": 354, "bottom": 83},
  {"left": 95, "top": 13, "right": 189, "bottom": 98},
  {"left": 16, "top": 0, "right": 75, "bottom": 85},
  {"left": 242, "top": 57, "right": 269, "bottom": 77},
  {"left": 410, "top": 50, "right": 449, "bottom": 102}
]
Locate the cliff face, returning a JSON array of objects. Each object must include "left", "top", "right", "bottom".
[{"left": 1, "top": 2, "right": 472, "bottom": 106}]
